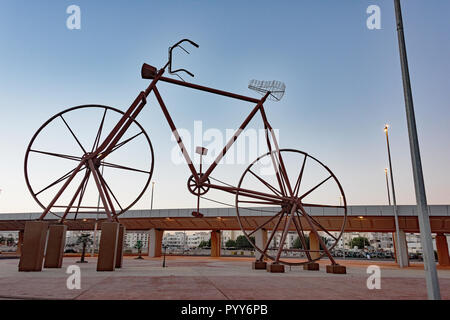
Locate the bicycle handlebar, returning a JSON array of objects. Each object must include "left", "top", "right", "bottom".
[{"left": 168, "top": 38, "right": 199, "bottom": 78}]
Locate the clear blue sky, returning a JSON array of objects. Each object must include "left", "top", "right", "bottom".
[{"left": 1, "top": 0, "right": 449, "bottom": 213}]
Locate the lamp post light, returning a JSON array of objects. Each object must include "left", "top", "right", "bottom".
[
  {"left": 385, "top": 168, "right": 391, "bottom": 205},
  {"left": 393, "top": 0, "right": 440, "bottom": 299},
  {"left": 384, "top": 124, "right": 405, "bottom": 268}
]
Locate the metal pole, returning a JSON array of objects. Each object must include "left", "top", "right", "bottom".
[
  {"left": 385, "top": 168, "right": 392, "bottom": 205},
  {"left": 151, "top": 181, "right": 155, "bottom": 210},
  {"left": 91, "top": 221, "right": 98, "bottom": 257},
  {"left": 384, "top": 125, "right": 405, "bottom": 268},
  {"left": 162, "top": 245, "right": 166, "bottom": 268},
  {"left": 393, "top": 0, "right": 440, "bottom": 299}
]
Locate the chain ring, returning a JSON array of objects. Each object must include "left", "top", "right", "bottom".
[{"left": 187, "top": 174, "right": 210, "bottom": 196}]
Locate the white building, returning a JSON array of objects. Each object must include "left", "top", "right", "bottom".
[
  {"left": 125, "top": 232, "right": 149, "bottom": 249},
  {"left": 163, "top": 232, "right": 187, "bottom": 248},
  {"left": 187, "top": 232, "right": 210, "bottom": 248}
]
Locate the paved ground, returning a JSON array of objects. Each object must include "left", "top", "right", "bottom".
[{"left": 0, "top": 256, "right": 449, "bottom": 300}]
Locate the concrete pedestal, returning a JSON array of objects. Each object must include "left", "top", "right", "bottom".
[
  {"left": 18, "top": 221, "right": 49, "bottom": 272},
  {"left": 211, "top": 230, "right": 221, "bottom": 257},
  {"left": 97, "top": 222, "right": 119, "bottom": 272},
  {"left": 148, "top": 228, "right": 163, "bottom": 258},
  {"left": 16, "top": 230, "right": 24, "bottom": 255},
  {"left": 254, "top": 229, "right": 268, "bottom": 260},
  {"left": 44, "top": 224, "right": 67, "bottom": 268},
  {"left": 326, "top": 264, "right": 346, "bottom": 274},
  {"left": 115, "top": 225, "right": 126, "bottom": 268},
  {"left": 266, "top": 263, "right": 285, "bottom": 273},
  {"left": 309, "top": 232, "right": 320, "bottom": 260},
  {"left": 252, "top": 261, "right": 267, "bottom": 270},
  {"left": 436, "top": 233, "right": 450, "bottom": 266},
  {"left": 393, "top": 230, "right": 410, "bottom": 267},
  {"left": 303, "top": 262, "right": 320, "bottom": 271}
]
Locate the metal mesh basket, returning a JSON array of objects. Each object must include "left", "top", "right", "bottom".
[{"left": 248, "top": 79, "right": 286, "bottom": 101}]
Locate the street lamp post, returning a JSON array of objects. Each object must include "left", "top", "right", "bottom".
[
  {"left": 162, "top": 244, "right": 167, "bottom": 268},
  {"left": 151, "top": 181, "right": 155, "bottom": 210},
  {"left": 393, "top": 0, "right": 440, "bottom": 299},
  {"left": 385, "top": 168, "right": 391, "bottom": 205},
  {"left": 384, "top": 124, "right": 405, "bottom": 268}
]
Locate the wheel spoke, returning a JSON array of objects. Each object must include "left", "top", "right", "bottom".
[
  {"left": 109, "top": 131, "right": 144, "bottom": 155},
  {"left": 298, "top": 209, "right": 338, "bottom": 241},
  {"left": 299, "top": 175, "right": 332, "bottom": 200},
  {"left": 101, "top": 161, "right": 151, "bottom": 175},
  {"left": 301, "top": 202, "right": 345, "bottom": 209},
  {"left": 247, "top": 210, "right": 284, "bottom": 237},
  {"left": 275, "top": 151, "right": 294, "bottom": 196},
  {"left": 60, "top": 115, "right": 87, "bottom": 154},
  {"left": 73, "top": 170, "right": 91, "bottom": 220},
  {"left": 248, "top": 169, "right": 282, "bottom": 197},
  {"left": 259, "top": 209, "right": 286, "bottom": 257},
  {"left": 35, "top": 166, "right": 86, "bottom": 196},
  {"left": 298, "top": 205, "right": 337, "bottom": 264},
  {"left": 91, "top": 108, "right": 108, "bottom": 153},
  {"left": 97, "top": 166, "right": 123, "bottom": 211},
  {"left": 293, "top": 154, "right": 307, "bottom": 198},
  {"left": 238, "top": 199, "right": 282, "bottom": 206},
  {"left": 292, "top": 212, "right": 312, "bottom": 260},
  {"left": 29, "top": 149, "right": 82, "bottom": 162},
  {"left": 60, "top": 169, "right": 91, "bottom": 221}
]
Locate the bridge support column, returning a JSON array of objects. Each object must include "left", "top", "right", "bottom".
[
  {"left": 16, "top": 230, "right": 24, "bottom": 255},
  {"left": 254, "top": 229, "right": 267, "bottom": 261},
  {"left": 18, "top": 221, "right": 49, "bottom": 272},
  {"left": 115, "top": 225, "right": 126, "bottom": 268},
  {"left": 97, "top": 222, "right": 119, "bottom": 271},
  {"left": 148, "top": 228, "right": 163, "bottom": 258},
  {"left": 309, "top": 231, "right": 320, "bottom": 260},
  {"left": 211, "top": 230, "right": 221, "bottom": 257},
  {"left": 393, "top": 230, "right": 410, "bottom": 267},
  {"left": 436, "top": 233, "right": 450, "bottom": 266},
  {"left": 44, "top": 224, "right": 67, "bottom": 268}
]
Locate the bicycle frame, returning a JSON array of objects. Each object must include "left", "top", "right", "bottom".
[{"left": 38, "top": 54, "right": 295, "bottom": 222}]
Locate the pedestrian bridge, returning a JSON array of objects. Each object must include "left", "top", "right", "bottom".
[{"left": 0, "top": 205, "right": 449, "bottom": 233}]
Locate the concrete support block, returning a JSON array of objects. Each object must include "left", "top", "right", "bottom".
[
  {"left": 326, "top": 264, "right": 346, "bottom": 274},
  {"left": 115, "top": 225, "right": 126, "bottom": 268},
  {"left": 16, "top": 230, "right": 24, "bottom": 255},
  {"left": 252, "top": 261, "right": 267, "bottom": 270},
  {"left": 254, "top": 229, "right": 268, "bottom": 260},
  {"left": 18, "top": 221, "right": 49, "bottom": 272},
  {"left": 148, "top": 228, "right": 163, "bottom": 258},
  {"left": 266, "top": 263, "right": 285, "bottom": 273},
  {"left": 436, "top": 233, "right": 450, "bottom": 266},
  {"left": 44, "top": 224, "right": 67, "bottom": 268},
  {"left": 211, "top": 230, "right": 221, "bottom": 257},
  {"left": 97, "top": 222, "right": 119, "bottom": 271},
  {"left": 393, "top": 230, "right": 410, "bottom": 267},
  {"left": 309, "top": 231, "right": 320, "bottom": 260},
  {"left": 303, "top": 262, "right": 320, "bottom": 271}
]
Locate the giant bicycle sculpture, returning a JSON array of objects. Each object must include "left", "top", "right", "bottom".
[{"left": 25, "top": 39, "right": 347, "bottom": 272}]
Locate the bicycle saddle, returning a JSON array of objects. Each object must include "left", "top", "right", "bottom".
[{"left": 248, "top": 79, "right": 286, "bottom": 101}]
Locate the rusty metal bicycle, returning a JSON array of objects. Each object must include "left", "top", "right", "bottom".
[{"left": 24, "top": 39, "right": 347, "bottom": 270}]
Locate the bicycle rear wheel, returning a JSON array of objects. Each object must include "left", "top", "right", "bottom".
[{"left": 24, "top": 105, "right": 154, "bottom": 219}]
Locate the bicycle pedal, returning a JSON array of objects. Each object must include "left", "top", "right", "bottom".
[{"left": 191, "top": 211, "right": 204, "bottom": 218}]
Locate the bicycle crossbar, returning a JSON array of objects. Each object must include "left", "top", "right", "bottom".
[{"left": 155, "top": 76, "right": 260, "bottom": 104}]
